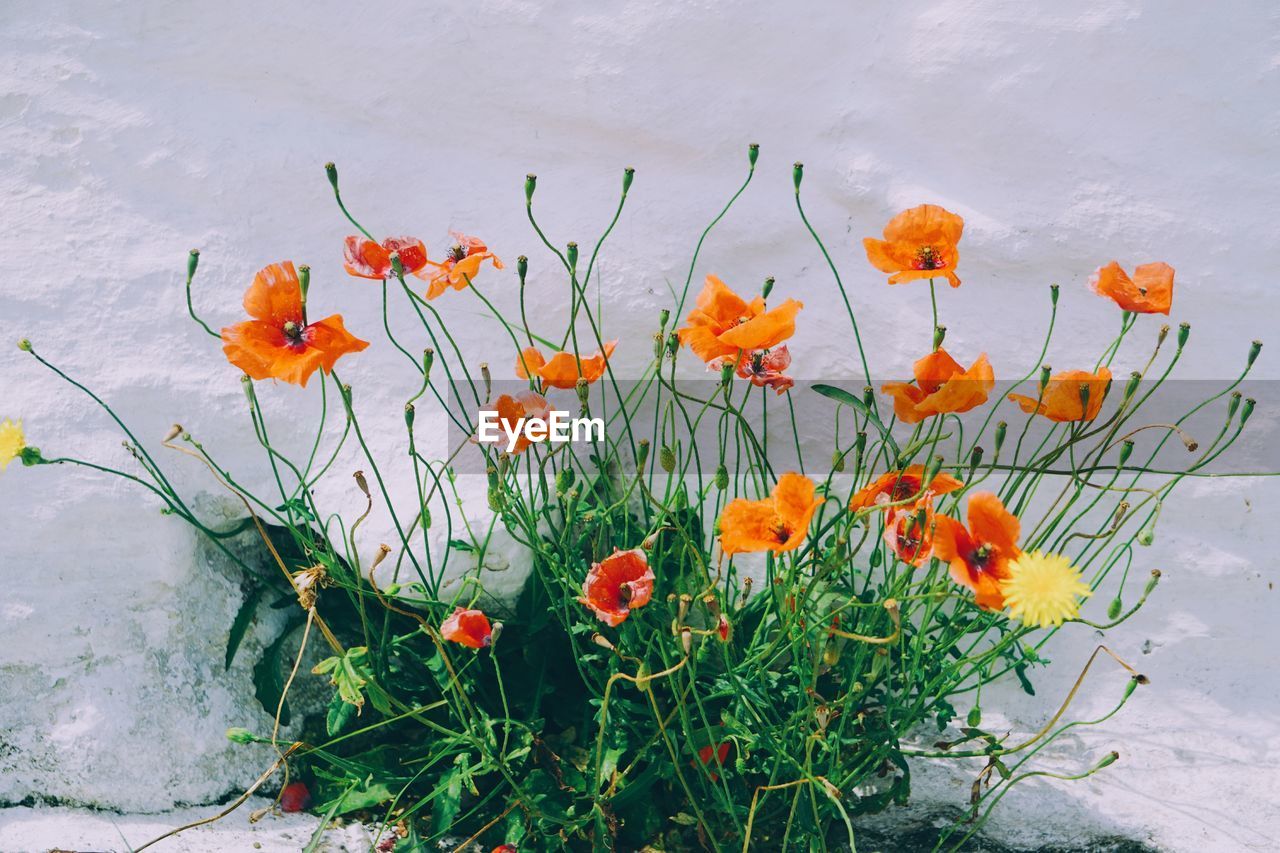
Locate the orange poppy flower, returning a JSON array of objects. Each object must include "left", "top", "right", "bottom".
[
  {"left": 719, "top": 472, "right": 822, "bottom": 556},
  {"left": 474, "top": 391, "right": 551, "bottom": 454},
  {"left": 440, "top": 607, "right": 493, "bottom": 649},
  {"left": 343, "top": 236, "right": 430, "bottom": 279},
  {"left": 883, "top": 498, "right": 938, "bottom": 567},
  {"left": 848, "top": 464, "right": 964, "bottom": 511},
  {"left": 221, "top": 262, "right": 369, "bottom": 388},
  {"left": 881, "top": 349, "right": 994, "bottom": 424},
  {"left": 419, "top": 232, "right": 503, "bottom": 299},
  {"left": 677, "top": 275, "right": 802, "bottom": 364},
  {"left": 579, "top": 549, "right": 655, "bottom": 627},
  {"left": 711, "top": 346, "right": 795, "bottom": 394},
  {"left": 1089, "top": 261, "right": 1174, "bottom": 315},
  {"left": 863, "top": 204, "right": 964, "bottom": 287},
  {"left": 1008, "top": 367, "right": 1111, "bottom": 423},
  {"left": 932, "top": 492, "right": 1021, "bottom": 610},
  {"left": 515, "top": 342, "right": 618, "bottom": 390},
  {"left": 695, "top": 742, "right": 731, "bottom": 781}
]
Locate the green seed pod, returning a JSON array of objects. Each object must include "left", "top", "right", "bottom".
[
  {"left": 1096, "top": 751, "right": 1120, "bottom": 769},
  {"left": 1137, "top": 516, "right": 1157, "bottom": 546},
  {"left": 404, "top": 402, "right": 415, "bottom": 430},
  {"left": 658, "top": 308, "right": 670, "bottom": 329},
  {"left": 660, "top": 444, "right": 676, "bottom": 473},
  {"left": 556, "top": 466, "right": 575, "bottom": 496},
  {"left": 715, "top": 464, "right": 729, "bottom": 490},
  {"left": 622, "top": 166, "right": 635, "bottom": 194},
  {"left": 831, "top": 450, "right": 846, "bottom": 473},
  {"left": 524, "top": 173, "right": 537, "bottom": 204},
  {"left": 636, "top": 439, "right": 651, "bottom": 470},
  {"left": 226, "top": 727, "right": 255, "bottom": 744},
  {"left": 1107, "top": 597, "right": 1123, "bottom": 620},
  {"left": 1177, "top": 322, "right": 1190, "bottom": 349},
  {"left": 1144, "top": 569, "right": 1162, "bottom": 596},
  {"left": 1049, "top": 283, "right": 1059, "bottom": 305},
  {"left": 1123, "top": 371, "right": 1141, "bottom": 402},
  {"left": 862, "top": 386, "right": 875, "bottom": 409},
  {"left": 869, "top": 547, "right": 882, "bottom": 568},
  {"left": 967, "top": 445, "right": 984, "bottom": 480},
  {"left": 187, "top": 248, "right": 200, "bottom": 280},
  {"left": 1039, "top": 365, "right": 1052, "bottom": 390},
  {"left": 922, "top": 455, "right": 944, "bottom": 490},
  {"left": 720, "top": 360, "right": 734, "bottom": 387},
  {"left": 324, "top": 161, "right": 338, "bottom": 190},
  {"left": 966, "top": 705, "right": 982, "bottom": 728},
  {"left": 17, "top": 338, "right": 32, "bottom": 352},
  {"left": 666, "top": 331, "right": 680, "bottom": 358},
  {"left": 517, "top": 255, "right": 528, "bottom": 281},
  {"left": 1240, "top": 398, "right": 1256, "bottom": 426},
  {"left": 748, "top": 142, "right": 759, "bottom": 166},
  {"left": 792, "top": 161, "right": 804, "bottom": 191},
  {"left": 932, "top": 325, "right": 946, "bottom": 351},
  {"left": 575, "top": 377, "right": 590, "bottom": 407},
  {"left": 1118, "top": 439, "right": 1134, "bottom": 466},
  {"left": 1247, "top": 340, "right": 1262, "bottom": 368},
  {"left": 762, "top": 277, "right": 775, "bottom": 299},
  {"left": 1227, "top": 391, "right": 1242, "bottom": 419},
  {"left": 422, "top": 348, "right": 435, "bottom": 379},
  {"left": 993, "top": 421, "right": 1007, "bottom": 455},
  {"left": 566, "top": 242, "right": 579, "bottom": 271}
]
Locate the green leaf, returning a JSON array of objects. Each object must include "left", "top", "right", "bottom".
[
  {"left": 225, "top": 585, "right": 265, "bottom": 670},
  {"left": 275, "top": 497, "right": 316, "bottom": 522},
  {"left": 326, "top": 691, "right": 358, "bottom": 737},
  {"left": 431, "top": 769, "right": 464, "bottom": 834},
  {"left": 252, "top": 617, "right": 303, "bottom": 724},
  {"left": 1014, "top": 663, "right": 1037, "bottom": 696},
  {"left": 811, "top": 383, "right": 901, "bottom": 457}
]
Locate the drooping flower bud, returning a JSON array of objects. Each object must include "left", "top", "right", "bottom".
[
  {"left": 555, "top": 466, "right": 575, "bottom": 497},
  {"left": 966, "top": 705, "right": 982, "bottom": 727},
  {"left": 922, "top": 455, "right": 943, "bottom": 490},
  {"left": 1107, "top": 596, "right": 1123, "bottom": 620},
  {"left": 659, "top": 444, "right": 676, "bottom": 473},
  {"left": 635, "top": 661, "right": 651, "bottom": 692}
]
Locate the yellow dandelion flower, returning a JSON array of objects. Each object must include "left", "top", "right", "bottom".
[
  {"left": 0, "top": 418, "right": 25, "bottom": 473},
  {"left": 1001, "top": 550, "right": 1092, "bottom": 628}
]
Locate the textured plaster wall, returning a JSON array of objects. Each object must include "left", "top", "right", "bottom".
[{"left": 1, "top": 1, "right": 1278, "bottom": 849}]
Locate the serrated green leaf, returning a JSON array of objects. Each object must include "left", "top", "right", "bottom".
[{"left": 225, "top": 585, "right": 265, "bottom": 670}]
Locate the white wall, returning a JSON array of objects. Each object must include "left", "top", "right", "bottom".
[{"left": 1, "top": 1, "right": 1277, "bottom": 848}]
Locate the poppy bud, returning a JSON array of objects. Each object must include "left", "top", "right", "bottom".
[
  {"left": 164, "top": 424, "right": 184, "bottom": 443},
  {"left": 490, "top": 622, "right": 504, "bottom": 646},
  {"left": 993, "top": 421, "right": 1007, "bottom": 455},
  {"left": 1247, "top": 340, "right": 1262, "bottom": 368},
  {"left": 590, "top": 633, "right": 615, "bottom": 651},
  {"left": 681, "top": 627, "right": 693, "bottom": 656},
  {"left": 1039, "top": 365, "right": 1051, "bottom": 390},
  {"left": 854, "top": 431, "right": 867, "bottom": 456},
  {"left": 966, "top": 705, "right": 981, "bottom": 727},
  {"left": 225, "top": 727, "right": 256, "bottom": 744},
  {"left": 405, "top": 402, "right": 415, "bottom": 430},
  {"left": 1137, "top": 514, "right": 1157, "bottom": 546},
  {"left": 324, "top": 161, "right": 338, "bottom": 190},
  {"left": 566, "top": 242, "right": 579, "bottom": 271},
  {"left": 422, "top": 348, "right": 435, "bottom": 379},
  {"left": 1107, "top": 596, "right": 1123, "bottom": 620},
  {"left": 1227, "top": 391, "right": 1242, "bottom": 419},
  {"left": 636, "top": 439, "right": 650, "bottom": 470},
  {"left": 1122, "top": 371, "right": 1141, "bottom": 403},
  {"left": 353, "top": 470, "right": 370, "bottom": 498},
  {"left": 956, "top": 447, "right": 980, "bottom": 482},
  {"left": 635, "top": 661, "right": 651, "bottom": 692},
  {"left": 1049, "top": 283, "right": 1059, "bottom": 306},
  {"left": 762, "top": 277, "right": 775, "bottom": 299},
  {"left": 240, "top": 373, "right": 256, "bottom": 405},
  {"left": 480, "top": 362, "right": 492, "bottom": 399},
  {"left": 660, "top": 444, "right": 676, "bottom": 473},
  {"left": 719, "top": 360, "right": 734, "bottom": 387},
  {"left": 831, "top": 450, "right": 846, "bottom": 472},
  {"left": 748, "top": 143, "right": 759, "bottom": 166},
  {"left": 1095, "top": 751, "right": 1120, "bottom": 770},
  {"left": 715, "top": 464, "right": 729, "bottom": 490},
  {"left": 716, "top": 614, "right": 732, "bottom": 643},
  {"left": 862, "top": 386, "right": 875, "bottom": 409},
  {"left": 657, "top": 308, "right": 670, "bottom": 331},
  {"left": 933, "top": 325, "right": 946, "bottom": 351},
  {"left": 922, "top": 455, "right": 943, "bottom": 491},
  {"left": 1240, "top": 398, "right": 1256, "bottom": 426},
  {"left": 17, "top": 338, "right": 32, "bottom": 352},
  {"left": 792, "top": 162, "right": 804, "bottom": 191},
  {"left": 1144, "top": 569, "right": 1161, "bottom": 596},
  {"left": 677, "top": 594, "right": 691, "bottom": 624},
  {"left": 622, "top": 166, "right": 635, "bottom": 194},
  {"left": 188, "top": 248, "right": 200, "bottom": 280},
  {"left": 1177, "top": 322, "right": 1190, "bottom": 349},
  {"left": 869, "top": 547, "right": 882, "bottom": 568},
  {"left": 665, "top": 331, "right": 680, "bottom": 358},
  {"left": 524, "top": 173, "right": 537, "bottom": 204},
  {"left": 1118, "top": 440, "right": 1134, "bottom": 466}
]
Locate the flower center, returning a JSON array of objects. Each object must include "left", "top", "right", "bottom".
[
  {"left": 617, "top": 583, "right": 632, "bottom": 606},
  {"left": 282, "top": 321, "right": 304, "bottom": 345},
  {"left": 772, "top": 520, "right": 793, "bottom": 544},
  {"left": 891, "top": 478, "right": 920, "bottom": 501},
  {"left": 448, "top": 244, "right": 467, "bottom": 262},
  {"left": 971, "top": 543, "right": 993, "bottom": 569},
  {"left": 912, "top": 245, "right": 945, "bottom": 271}
]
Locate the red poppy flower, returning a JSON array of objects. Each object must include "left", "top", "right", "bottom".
[
  {"left": 343, "top": 236, "right": 430, "bottom": 279},
  {"left": 579, "top": 549, "right": 655, "bottom": 627},
  {"left": 883, "top": 498, "right": 938, "bottom": 567},
  {"left": 848, "top": 464, "right": 964, "bottom": 511},
  {"left": 1090, "top": 261, "right": 1174, "bottom": 315},
  {"left": 695, "top": 742, "right": 731, "bottom": 781},
  {"left": 280, "top": 781, "right": 311, "bottom": 812},
  {"left": 440, "top": 607, "right": 493, "bottom": 649},
  {"left": 863, "top": 204, "right": 964, "bottom": 287},
  {"left": 475, "top": 391, "right": 551, "bottom": 454},
  {"left": 221, "top": 262, "right": 369, "bottom": 387},
  {"left": 719, "top": 472, "right": 822, "bottom": 556},
  {"left": 1008, "top": 367, "right": 1111, "bottom": 423},
  {"left": 515, "top": 342, "right": 618, "bottom": 390},
  {"left": 881, "top": 348, "right": 994, "bottom": 424},
  {"left": 677, "top": 275, "right": 802, "bottom": 365},
  {"left": 419, "top": 232, "right": 503, "bottom": 299},
  {"left": 711, "top": 346, "right": 795, "bottom": 394},
  {"left": 932, "top": 492, "right": 1021, "bottom": 610},
  {"left": 492, "top": 846, "right": 518, "bottom": 853}
]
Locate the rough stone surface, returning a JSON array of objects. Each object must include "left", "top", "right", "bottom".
[{"left": 1, "top": 2, "right": 1277, "bottom": 851}]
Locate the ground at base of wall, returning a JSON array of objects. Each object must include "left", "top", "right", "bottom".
[{"left": 0, "top": 800, "right": 1157, "bottom": 853}]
